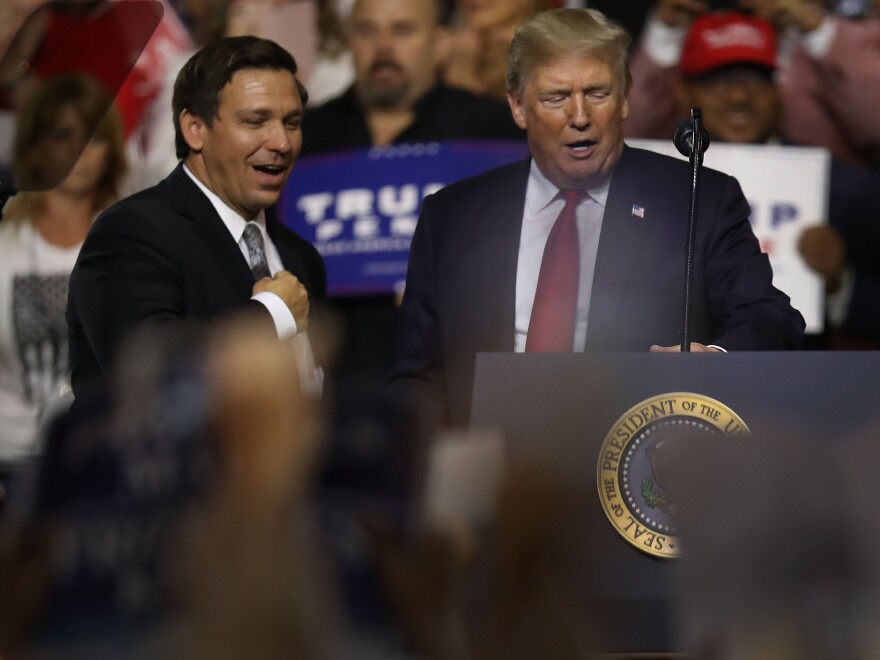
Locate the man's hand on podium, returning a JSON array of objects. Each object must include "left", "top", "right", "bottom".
[{"left": 650, "top": 343, "right": 722, "bottom": 352}]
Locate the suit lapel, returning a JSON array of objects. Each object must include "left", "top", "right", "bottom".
[
  {"left": 166, "top": 165, "right": 255, "bottom": 299},
  {"left": 474, "top": 160, "right": 530, "bottom": 353},
  {"left": 586, "top": 146, "right": 654, "bottom": 350}
]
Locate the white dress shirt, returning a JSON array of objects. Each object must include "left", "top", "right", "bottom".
[
  {"left": 183, "top": 165, "right": 297, "bottom": 338},
  {"left": 183, "top": 165, "right": 324, "bottom": 392}
]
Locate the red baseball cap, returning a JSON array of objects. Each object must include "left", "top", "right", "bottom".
[{"left": 680, "top": 12, "right": 777, "bottom": 77}]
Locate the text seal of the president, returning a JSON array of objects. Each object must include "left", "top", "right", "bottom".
[{"left": 597, "top": 392, "right": 749, "bottom": 559}]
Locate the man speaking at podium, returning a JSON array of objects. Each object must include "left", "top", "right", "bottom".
[{"left": 390, "top": 8, "right": 805, "bottom": 427}]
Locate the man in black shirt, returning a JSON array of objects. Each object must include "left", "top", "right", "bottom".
[
  {"left": 303, "top": 84, "right": 525, "bottom": 154},
  {"left": 302, "top": 0, "right": 524, "bottom": 156}
]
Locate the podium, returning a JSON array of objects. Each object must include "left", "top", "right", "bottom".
[{"left": 470, "top": 351, "right": 880, "bottom": 654}]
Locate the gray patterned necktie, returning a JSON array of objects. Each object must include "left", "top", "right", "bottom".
[{"left": 242, "top": 222, "right": 271, "bottom": 281}]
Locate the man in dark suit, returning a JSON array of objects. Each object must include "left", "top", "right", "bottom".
[
  {"left": 390, "top": 8, "right": 805, "bottom": 427},
  {"left": 68, "top": 37, "right": 326, "bottom": 400}
]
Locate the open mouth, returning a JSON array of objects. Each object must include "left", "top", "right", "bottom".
[
  {"left": 371, "top": 62, "right": 403, "bottom": 77},
  {"left": 724, "top": 111, "right": 755, "bottom": 129},
  {"left": 254, "top": 164, "right": 286, "bottom": 175},
  {"left": 253, "top": 164, "right": 288, "bottom": 185},
  {"left": 566, "top": 140, "right": 596, "bottom": 156}
]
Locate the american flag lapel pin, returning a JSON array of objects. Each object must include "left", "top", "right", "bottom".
[{"left": 631, "top": 204, "right": 645, "bottom": 219}]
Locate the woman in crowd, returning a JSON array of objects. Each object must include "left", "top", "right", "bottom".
[{"left": 0, "top": 74, "right": 127, "bottom": 489}]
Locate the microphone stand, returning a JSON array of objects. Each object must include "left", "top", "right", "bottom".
[{"left": 680, "top": 108, "right": 707, "bottom": 353}]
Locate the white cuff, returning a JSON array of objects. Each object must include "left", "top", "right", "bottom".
[
  {"left": 291, "top": 333, "right": 324, "bottom": 397},
  {"left": 252, "top": 291, "right": 298, "bottom": 339},
  {"left": 641, "top": 12, "right": 687, "bottom": 68},
  {"left": 706, "top": 344, "right": 728, "bottom": 353}
]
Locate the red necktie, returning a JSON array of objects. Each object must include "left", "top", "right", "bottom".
[{"left": 525, "top": 190, "right": 585, "bottom": 352}]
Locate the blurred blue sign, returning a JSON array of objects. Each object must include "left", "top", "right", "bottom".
[{"left": 278, "top": 140, "right": 529, "bottom": 296}]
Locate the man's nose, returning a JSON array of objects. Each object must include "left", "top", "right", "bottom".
[
  {"left": 266, "top": 121, "right": 292, "bottom": 153},
  {"left": 723, "top": 82, "right": 751, "bottom": 103},
  {"left": 570, "top": 96, "right": 590, "bottom": 129},
  {"left": 374, "top": 29, "right": 395, "bottom": 54}
]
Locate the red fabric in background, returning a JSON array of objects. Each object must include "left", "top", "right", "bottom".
[{"left": 29, "top": 0, "right": 190, "bottom": 137}]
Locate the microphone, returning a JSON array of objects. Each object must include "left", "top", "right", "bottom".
[
  {"left": 673, "top": 118, "right": 710, "bottom": 157},
  {"left": 676, "top": 108, "right": 709, "bottom": 352}
]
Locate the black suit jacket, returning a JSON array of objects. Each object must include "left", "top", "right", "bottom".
[
  {"left": 68, "top": 164, "right": 326, "bottom": 398},
  {"left": 390, "top": 146, "right": 805, "bottom": 426}
]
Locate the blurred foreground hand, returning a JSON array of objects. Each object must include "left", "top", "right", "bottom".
[{"left": 163, "top": 318, "right": 337, "bottom": 660}]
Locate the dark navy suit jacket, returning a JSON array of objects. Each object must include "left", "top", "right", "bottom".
[{"left": 390, "top": 146, "right": 805, "bottom": 426}]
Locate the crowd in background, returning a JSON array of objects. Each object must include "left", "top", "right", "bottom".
[{"left": 0, "top": 0, "right": 879, "bottom": 657}]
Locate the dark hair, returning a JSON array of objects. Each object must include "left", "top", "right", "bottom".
[
  {"left": 317, "top": 0, "right": 347, "bottom": 56},
  {"left": 172, "top": 36, "right": 309, "bottom": 160}
]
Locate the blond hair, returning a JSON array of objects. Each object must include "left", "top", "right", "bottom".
[{"left": 506, "top": 8, "right": 632, "bottom": 99}]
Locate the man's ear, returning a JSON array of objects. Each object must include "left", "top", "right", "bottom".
[
  {"left": 507, "top": 91, "right": 527, "bottom": 130},
  {"left": 180, "top": 108, "right": 207, "bottom": 153}
]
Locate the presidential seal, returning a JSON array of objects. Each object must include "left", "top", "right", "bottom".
[{"left": 596, "top": 393, "right": 749, "bottom": 559}]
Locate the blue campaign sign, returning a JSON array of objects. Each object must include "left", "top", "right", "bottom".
[{"left": 278, "top": 140, "right": 529, "bottom": 296}]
